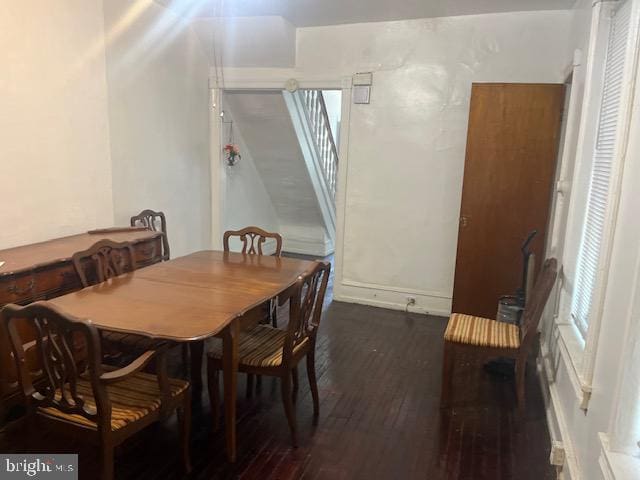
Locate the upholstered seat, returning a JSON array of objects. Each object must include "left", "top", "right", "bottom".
[
  {"left": 207, "top": 261, "right": 331, "bottom": 447},
  {"left": 2, "top": 301, "right": 192, "bottom": 480},
  {"left": 441, "top": 259, "right": 558, "bottom": 410},
  {"left": 444, "top": 313, "right": 520, "bottom": 349},
  {"left": 208, "top": 324, "right": 309, "bottom": 368},
  {"left": 39, "top": 371, "right": 189, "bottom": 431}
]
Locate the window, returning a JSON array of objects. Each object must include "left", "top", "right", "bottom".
[{"left": 571, "top": 0, "right": 632, "bottom": 337}]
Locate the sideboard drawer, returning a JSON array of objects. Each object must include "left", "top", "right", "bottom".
[{"left": 0, "top": 271, "right": 36, "bottom": 305}]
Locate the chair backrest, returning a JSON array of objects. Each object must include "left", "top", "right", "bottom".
[
  {"left": 282, "top": 261, "right": 331, "bottom": 364},
  {"left": 1, "top": 302, "right": 108, "bottom": 428},
  {"left": 519, "top": 258, "right": 558, "bottom": 353},
  {"left": 72, "top": 239, "right": 137, "bottom": 288},
  {"left": 130, "top": 209, "right": 170, "bottom": 260},
  {"left": 223, "top": 226, "right": 283, "bottom": 256}
]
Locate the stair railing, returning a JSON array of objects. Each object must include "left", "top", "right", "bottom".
[{"left": 300, "top": 90, "right": 339, "bottom": 202}]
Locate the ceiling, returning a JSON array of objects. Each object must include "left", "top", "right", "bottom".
[{"left": 155, "top": 0, "right": 576, "bottom": 27}]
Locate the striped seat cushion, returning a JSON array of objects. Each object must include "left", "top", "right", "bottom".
[
  {"left": 444, "top": 313, "right": 520, "bottom": 349},
  {"left": 209, "top": 325, "right": 308, "bottom": 368},
  {"left": 38, "top": 371, "right": 188, "bottom": 431}
]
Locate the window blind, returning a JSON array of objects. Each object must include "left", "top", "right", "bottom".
[{"left": 571, "top": 0, "right": 632, "bottom": 336}]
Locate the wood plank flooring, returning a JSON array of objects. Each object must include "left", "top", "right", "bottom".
[{"left": 0, "top": 275, "right": 554, "bottom": 479}]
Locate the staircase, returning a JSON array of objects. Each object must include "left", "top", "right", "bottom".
[
  {"left": 223, "top": 89, "right": 340, "bottom": 256},
  {"left": 283, "top": 89, "right": 338, "bottom": 238}
]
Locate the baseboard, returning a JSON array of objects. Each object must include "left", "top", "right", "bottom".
[
  {"left": 282, "top": 235, "right": 334, "bottom": 257},
  {"left": 537, "top": 344, "right": 581, "bottom": 480},
  {"left": 333, "top": 281, "right": 451, "bottom": 317}
]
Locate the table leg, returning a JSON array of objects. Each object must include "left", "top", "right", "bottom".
[
  {"left": 190, "top": 341, "right": 204, "bottom": 392},
  {"left": 222, "top": 319, "right": 239, "bottom": 463}
]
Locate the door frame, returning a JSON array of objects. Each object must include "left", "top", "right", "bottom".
[{"left": 208, "top": 74, "right": 353, "bottom": 287}]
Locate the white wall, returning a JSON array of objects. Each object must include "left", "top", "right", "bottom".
[
  {"left": 219, "top": 103, "right": 280, "bottom": 250},
  {"left": 192, "top": 16, "right": 296, "bottom": 68},
  {"left": 0, "top": 0, "right": 114, "bottom": 249},
  {"left": 213, "top": 11, "right": 573, "bottom": 312},
  {"left": 103, "top": 0, "right": 212, "bottom": 257},
  {"left": 297, "top": 11, "right": 573, "bottom": 314}
]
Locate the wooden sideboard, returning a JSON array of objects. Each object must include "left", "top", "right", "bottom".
[{"left": 0, "top": 228, "right": 164, "bottom": 418}]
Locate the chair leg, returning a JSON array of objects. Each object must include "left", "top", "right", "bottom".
[
  {"left": 292, "top": 367, "right": 299, "bottom": 404},
  {"left": 306, "top": 350, "right": 320, "bottom": 422},
  {"left": 207, "top": 366, "right": 220, "bottom": 431},
  {"left": 515, "top": 358, "right": 526, "bottom": 411},
  {"left": 246, "top": 374, "right": 255, "bottom": 399},
  {"left": 280, "top": 372, "right": 298, "bottom": 447},
  {"left": 177, "top": 389, "right": 192, "bottom": 474},
  {"left": 101, "top": 441, "right": 114, "bottom": 480},
  {"left": 440, "top": 341, "right": 455, "bottom": 408}
]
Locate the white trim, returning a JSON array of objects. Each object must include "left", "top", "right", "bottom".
[
  {"left": 209, "top": 87, "right": 224, "bottom": 250},
  {"left": 283, "top": 235, "right": 334, "bottom": 257},
  {"left": 556, "top": 322, "right": 593, "bottom": 409},
  {"left": 334, "top": 282, "right": 451, "bottom": 317},
  {"left": 537, "top": 343, "right": 581, "bottom": 480},
  {"left": 599, "top": 434, "right": 617, "bottom": 480},
  {"left": 213, "top": 72, "right": 348, "bottom": 91},
  {"left": 598, "top": 433, "right": 640, "bottom": 480},
  {"left": 208, "top": 73, "right": 353, "bottom": 275},
  {"left": 341, "top": 278, "right": 451, "bottom": 299},
  {"left": 332, "top": 80, "right": 353, "bottom": 306}
]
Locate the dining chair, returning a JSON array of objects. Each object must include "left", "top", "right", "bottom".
[
  {"left": 207, "top": 261, "right": 331, "bottom": 446},
  {"left": 130, "top": 209, "right": 170, "bottom": 260},
  {"left": 72, "top": 239, "right": 160, "bottom": 357},
  {"left": 224, "top": 226, "right": 283, "bottom": 329},
  {"left": 223, "top": 226, "right": 283, "bottom": 256},
  {"left": 223, "top": 226, "right": 285, "bottom": 397},
  {"left": 1, "top": 301, "right": 191, "bottom": 480},
  {"left": 440, "top": 257, "right": 557, "bottom": 410}
]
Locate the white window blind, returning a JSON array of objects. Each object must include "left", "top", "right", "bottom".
[{"left": 571, "top": 0, "right": 632, "bottom": 337}]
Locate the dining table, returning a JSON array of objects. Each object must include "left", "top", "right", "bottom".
[{"left": 48, "top": 249, "right": 316, "bottom": 462}]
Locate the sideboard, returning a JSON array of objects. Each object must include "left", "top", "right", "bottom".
[{"left": 0, "top": 228, "right": 164, "bottom": 420}]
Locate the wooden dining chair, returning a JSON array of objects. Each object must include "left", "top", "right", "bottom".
[
  {"left": 224, "top": 226, "right": 283, "bottom": 328},
  {"left": 130, "top": 209, "right": 170, "bottom": 260},
  {"left": 207, "top": 261, "right": 331, "bottom": 446},
  {"left": 223, "top": 226, "right": 285, "bottom": 397},
  {"left": 223, "top": 226, "right": 283, "bottom": 256},
  {"left": 72, "top": 239, "right": 160, "bottom": 357},
  {"left": 440, "top": 258, "right": 557, "bottom": 410},
  {"left": 1, "top": 301, "right": 191, "bottom": 480}
]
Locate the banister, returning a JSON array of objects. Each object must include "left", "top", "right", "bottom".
[{"left": 300, "top": 90, "right": 339, "bottom": 201}]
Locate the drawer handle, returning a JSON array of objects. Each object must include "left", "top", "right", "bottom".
[{"left": 7, "top": 279, "right": 35, "bottom": 296}]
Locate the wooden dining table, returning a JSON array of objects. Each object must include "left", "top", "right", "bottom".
[{"left": 48, "top": 250, "right": 316, "bottom": 462}]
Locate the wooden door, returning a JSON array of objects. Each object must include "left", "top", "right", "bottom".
[{"left": 452, "top": 83, "right": 564, "bottom": 318}]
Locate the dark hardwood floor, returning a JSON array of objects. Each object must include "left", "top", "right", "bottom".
[{"left": 0, "top": 260, "right": 554, "bottom": 479}]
